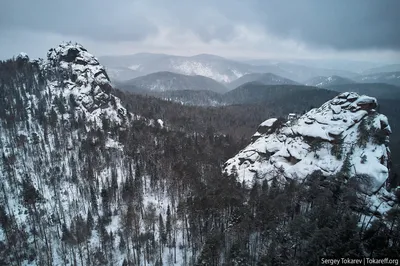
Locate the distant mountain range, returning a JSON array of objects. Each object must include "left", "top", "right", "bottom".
[
  {"left": 223, "top": 83, "right": 325, "bottom": 105},
  {"left": 361, "top": 64, "right": 400, "bottom": 75},
  {"left": 105, "top": 66, "right": 141, "bottom": 82},
  {"left": 240, "top": 59, "right": 383, "bottom": 73},
  {"left": 353, "top": 71, "right": 400, "bottom": 86},
  {"left": 227, "top": 73, "right": 299, "bottom": 89},
  {"left": 118, "top": 81, "right": 330, "bottom": 107},
  {"left": 270, "top": 62, "right": 357, "bottom": 81},
  {"left": 105, "top": 53, "right": 400, "bottom": 111},
  {"left": 100, "top": 53, "right": 253, "bottom": 83},
  {"left": 99, "top": 53, "right": 362, "bottom": 84},
  {"left": 305, "top": 75, "right": 355, "bottom": 87},
  {"left": 302, "top": 74, "right": 400, "bottom": 99},
  {"left": 325, "top": 83, "right": 400, "bottom": 100},
  {"left": 115, "top": 71, "right": 400, "bottom": 106},
  {"left": 118, "top": 71, "right": 229, "bottom": 94}
]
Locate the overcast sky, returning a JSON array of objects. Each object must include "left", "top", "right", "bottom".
[{"left": 1, "top": 0, "right": 400, "bottom": 63}]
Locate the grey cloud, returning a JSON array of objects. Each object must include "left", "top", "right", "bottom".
[
  {"left": 0, "top": 0, "right": 158, "bottom": 42},
  {"left": 175, "top": 13, "right": 238, "bottom": 43},
  {"left": 156, "top": 0, "right": 400, "bottom": 51},
  {"left": 197, "top": 24, "right": 237, "bottom": 43},
  {"left": 251, "top": 0, "right": 400, "bottom": 50},
  {"left": 146, "top": 1, "right": 243, "bottom": 43},
  {"left": 1, "top": 0, "right": 400, "bottom": 51}
]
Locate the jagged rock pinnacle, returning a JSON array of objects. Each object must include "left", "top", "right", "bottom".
[{"left": 43, "top": 42, "right": 125, "bottom": 124}]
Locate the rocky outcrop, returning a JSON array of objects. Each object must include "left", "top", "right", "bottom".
[
  {"left": 224, "top": 92, "right": 395, "bottom": 215},
  {"left": 16, "top": 52, "right": 30, "bottom": 61},
  {"left": 42, "top": 42, "right": 127, "bottom": 126}
]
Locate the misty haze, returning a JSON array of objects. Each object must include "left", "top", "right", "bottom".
[{"left": 0, "top": 1, "right": 400, "bottom": 266}]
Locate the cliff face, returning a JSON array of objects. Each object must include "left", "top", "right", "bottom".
[{"left": 224, "top": 92, "right": 395, "bottom": 214}]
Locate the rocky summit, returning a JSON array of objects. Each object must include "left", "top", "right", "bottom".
[
  {"left": 224, "top": 92, "right": 395, "bottom": 214},
  {"left": 44, "top": 42, "right": 129, "bottom": 127}
]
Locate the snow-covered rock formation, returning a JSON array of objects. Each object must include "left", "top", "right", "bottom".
[
  {"left": 44, "top": 42, "right": 128, "bottom": 127},
  {"left": 224, "top": 92, "right": 395, "bottom": 214}
]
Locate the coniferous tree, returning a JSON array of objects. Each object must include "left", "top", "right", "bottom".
[{"left": 166, "top": 205, "right": 172, "bottom": 246}]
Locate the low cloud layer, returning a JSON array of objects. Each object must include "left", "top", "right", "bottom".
[{"left": 1, "top": 0, "right": 399, "bottom": 61}]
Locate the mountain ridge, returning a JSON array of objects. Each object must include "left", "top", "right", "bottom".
[
  {"left": 305, "top": 75, "right": 356, "bottom": 87},
  {"left": 99, "top": 53, "right": 358, "bottom": 84},
  {"left": 362, "top": 64, "right": 400, "bottom": 75},
  {"left": 119, "top": 71, "right": 229, "bottom": 94},
  {"left": 224, "top": 83, "right": 322, "bottom": 105},
  {"left": 325, "top": 83, "right": 400, "bottom": 100},
  {"left": 354, "top": 71, "right": 400, "bottom": 87},
  {"left": 228, "top": 72, "right": 299, "bottom": 89}
]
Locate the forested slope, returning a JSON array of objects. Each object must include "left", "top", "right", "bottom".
[{"left": 0, "top": 43, "right": 399, "bottom": 266}]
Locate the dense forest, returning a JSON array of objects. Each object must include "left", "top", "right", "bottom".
[{"left": 0, "top": 47, "right": 399, "bottom": 266}]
